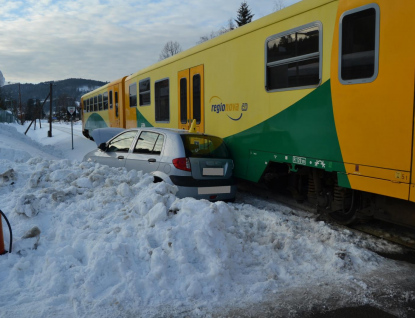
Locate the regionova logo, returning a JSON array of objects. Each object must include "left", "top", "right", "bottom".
[{"left": 209, "top": 96, "right": 248, "bottom": 121}]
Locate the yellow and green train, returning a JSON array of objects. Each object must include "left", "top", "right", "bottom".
[{"left": 81, "top": 0, "right": 415, "bottom": 227}]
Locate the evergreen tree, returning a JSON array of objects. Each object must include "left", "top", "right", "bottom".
[{"left": 235, "top": 1, "right": 254, "bottom": 27}]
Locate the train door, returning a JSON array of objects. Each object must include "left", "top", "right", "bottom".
[
  {"left": 331, "top": 0, "right": 415, "bottom": 200},
  {"left": 108, "top": 89, "right": 116, "bottom": 127},
  {"left": 108, "top": 86, "right": 121, "bottom": 128},
  {"left": 411, "top": 79, "right": 415, "bottom": 202},
  {"left": 178, "top": 65, "right": 204, "bottom": 132}
]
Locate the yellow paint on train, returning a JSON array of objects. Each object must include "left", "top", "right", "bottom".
[{"left": 331, "top": 0, "right": 415, "bottom": 201}]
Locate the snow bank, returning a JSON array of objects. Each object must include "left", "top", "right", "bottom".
[{"left": 0, "top": 154, "right": 402, "bottom": 317}]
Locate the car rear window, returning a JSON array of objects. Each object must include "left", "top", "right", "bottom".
[{"left": 181, "top": 135, "right": 230, "bottom": 159}]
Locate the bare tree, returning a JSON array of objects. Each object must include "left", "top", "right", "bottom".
[
  {"left": 159, "top": 41, "right": 182, "bottom": 61},
  {"left": 197, "top": 18, "right": 235, "bottom": 44},
  {"left": 274, "top": 0, "right": 286, "bottom": 11}
]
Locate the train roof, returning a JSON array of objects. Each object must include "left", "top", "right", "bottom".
[{"left": 125, "top": 0, "right": 335, "bottom": 81}]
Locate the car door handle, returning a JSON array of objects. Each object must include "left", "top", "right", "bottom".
[
  {"left": 117, "top": 156, "right": 124, "bottom": 160},
  {"left": 148, "top": 158, "right": 156, "bottom": 163}
]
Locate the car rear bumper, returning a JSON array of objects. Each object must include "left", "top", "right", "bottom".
[
  {"left": 175, "top": 184, "right": 237, "bottom": 201},
  {"left": 170, "top": 176, "right": 236, "bottom": 187}
]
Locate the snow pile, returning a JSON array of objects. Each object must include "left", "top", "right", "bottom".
[
  {"left": 0, "top": 155, "right": 400, "bottom": 317},
  {"left": 0, "top": 123, "right": 64, "bottom": 160}
]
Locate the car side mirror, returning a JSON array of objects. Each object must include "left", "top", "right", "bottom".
[{"left": 98, "top": 143, "right": 107, "bottom": 151}]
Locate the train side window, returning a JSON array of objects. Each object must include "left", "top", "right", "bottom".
[
  {"left": 139, "top": 78, "right": 151, "bottom": 106},
  {"left": 90, "top": 98, "right": 94, "bottom": 112},
  {"left": 98, "top": 94, "right": 103, "bottom": 111},
  {"left": 265, "top": 22, "right": 322, "bottom": 92},
  {"left": 155, "top": 78, "right": 170, "bottom": 122},
  {"left": 85, "top": 99, "right": 89, "bottom": 112},
  {"left": 93, "top": 96, "right": 98, "bottom": 111},
  {"left": 115, "top": 92, "right": 119, "bottom": 117},
  {"left": 129, "top": 83, "right": 137, "bottom": 107},
  {"left": 193, "top": 74, "right": 201, "bottom": 124},
  {"left": 339, "top": 4, "right": 379, "bottom": 84},
  {"left": 109, "top": 90, "right": 113, "bottom": 109},
  {"left": 180, "top": 78, "right": 187, "bottom": 124},
  {"left": 103, "top": 92, "right": 108, "bottom": 110}
]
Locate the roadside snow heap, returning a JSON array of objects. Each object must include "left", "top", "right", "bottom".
[{"left": 0, "top": 123, "right": 411, "bottom": 317}]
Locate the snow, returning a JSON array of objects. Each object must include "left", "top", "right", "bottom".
[{"left": 0, "top": 121, "right": 414, "bottom": 317}]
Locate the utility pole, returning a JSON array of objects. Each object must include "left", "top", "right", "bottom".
[
  {"left": 18, "top": 83, "right": 22, "bottom": 125},
  {"left": 48, "top": 82, "right": 53, "bottom": 137}
]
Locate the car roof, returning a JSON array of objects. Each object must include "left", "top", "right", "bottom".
[{"left": 127, "top": 127, "right": 214, "bottom": 137}]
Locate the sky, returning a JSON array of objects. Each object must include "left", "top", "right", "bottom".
[{"left": 0, "top": 0, "right": 301, "bottom": 84}]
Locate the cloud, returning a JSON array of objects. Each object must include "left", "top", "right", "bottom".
[{"left": 0, "top": 0, "right": 300, "bottom": 83}]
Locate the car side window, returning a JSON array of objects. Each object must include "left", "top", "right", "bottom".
[
  {"left": 134, "top": 131, "right": 164, "bottom": 155},
  {"left": 107, "top": 131, "right": 138, "bottom": 153},
  {"left": 152, "top": 134, "right": 164, "bottom": 155}
]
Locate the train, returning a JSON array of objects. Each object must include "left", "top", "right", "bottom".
[{"left": 81, "top": 0, "right": 415, "bottom": 228}]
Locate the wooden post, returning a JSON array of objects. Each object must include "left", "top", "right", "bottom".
[{"left": 48, "top": 83, "right": 53, "bottom": 137}]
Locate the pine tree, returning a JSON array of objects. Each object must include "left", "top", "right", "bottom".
[{"left": 235, "top": 1, "right": 254, "bottom": 27}]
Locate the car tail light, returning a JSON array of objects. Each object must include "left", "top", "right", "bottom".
[{"left": 172, "top": 158, "right": 191, "bottom": 171}]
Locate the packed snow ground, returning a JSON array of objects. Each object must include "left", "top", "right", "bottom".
[{"left": 0, "top": 121, "right": 414, "bottom": 317}]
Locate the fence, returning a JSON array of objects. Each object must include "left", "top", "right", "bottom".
[{"left": 0, "top": 109, "right": 17, "bottom": 123}]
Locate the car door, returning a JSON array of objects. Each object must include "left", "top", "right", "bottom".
[
  {"left": 125, "top": 131, "right": 164, "bottom": 174},
  {"left": 94, "top": 130, "right": 138, "bottom": 168}
]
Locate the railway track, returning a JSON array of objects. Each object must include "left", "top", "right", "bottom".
[{"left": 236, "top": 180, "right": 415, "bottom": 261}]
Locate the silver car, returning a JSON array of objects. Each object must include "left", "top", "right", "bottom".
[{"left": 83, "top": 127, "right": 236, "bottom": 201}]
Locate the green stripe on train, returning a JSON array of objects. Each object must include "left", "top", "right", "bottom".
[
  {"left": 136, "top": 109, "right": 153, "bottom": 128},
  {"left": 225, "top": 80, "right": 350, "bottom": 187},
  {"left": 85, "top": 113, "right": 108, "bottom": 131}
]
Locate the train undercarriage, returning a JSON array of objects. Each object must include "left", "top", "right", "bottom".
[{"left": 261, "top": 162, "right": 415, "bottom": 230}]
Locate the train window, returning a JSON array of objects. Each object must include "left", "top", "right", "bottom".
[
  {"left": 193, "top": 74, "right": 201, "bottom": 124},
  {"left": 85, "top": 99, "right": 88, "bottom": 113},
  {"left": 98, "top": 95, "right": 103, "bottom": 111},
  {"left": 155, "top": 78, "right": 170, "bottom": 122},
  {"left": 339, "top": 4, "right": 379, "bottom": 84},
  {"left": 90, "top": 98, "right": 94, "bottom": 112},
  {"left": 265, "top": 22, "right": 322, "bottom": 91},
  {"left": 103, "top": 92, "right": 108, "bottom": 110},
  {"left": 109, "top": 90, "right": 113, "bottom": 109},
  {"left": 115, "top": 92, "right": 119, "bottom": 117},
  {"left": 93, "top": 96, "right": 98, "bottom": 111},
  {"left": 129, "top": 83, "right": 137, "bottom": 107},
  {"left": 139, "top": 78, "right": 151, "bottom": 106},
  {"left": 180, "top": 78, "right": 187, "bottom": 124}
]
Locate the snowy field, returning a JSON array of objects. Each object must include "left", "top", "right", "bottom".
[{"left": 0, "top": 121, "right": 415, "bottom": 317}]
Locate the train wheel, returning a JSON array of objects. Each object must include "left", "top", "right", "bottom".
[{"left": 329, "top": 189, "right": 359, "bottom": 225}]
